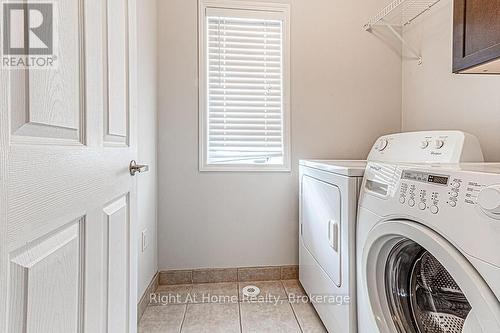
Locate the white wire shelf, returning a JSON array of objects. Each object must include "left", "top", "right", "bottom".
[
  {"left": 364, "top": 0, "right": 442, "bottom": 65},
  {"left": 364, "top": 0, "right": 442, "bottom": 30}
]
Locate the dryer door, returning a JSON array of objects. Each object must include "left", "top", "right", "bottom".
[
  {"left": 301, "top": 175, "right": 342, "bottom": 287},
  {"left": 361, "top": 220, "right": 500, "bottom": 333}
]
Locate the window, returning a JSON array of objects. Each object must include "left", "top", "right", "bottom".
[{"left": 199, "top": 0, "right": 291, "bottom": 171}]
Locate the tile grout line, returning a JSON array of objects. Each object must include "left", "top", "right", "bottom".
[
  {"left": 237, "top": 280, "right": 245, "bottom": 333},
  {"left": 281, "top": 281, "right": 304, "bottom": 333},
  {"left": 281, "top": 280, "right": 293, "bottom": 302},
  {"left": 288, "top": 301, "right": 304, "bottom": 333},
  {"left": 238, "top": 298, "right": 243, "bottom": 333},
  {"left": 178, "top": 303, "right": 188, "bottom": 333}
]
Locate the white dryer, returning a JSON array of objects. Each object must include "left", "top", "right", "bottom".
[
  {"left": 299, "top": 161, "right": 366, "bottom": 333},
  {"left": 300, "top": 131, "right": 484, "bottom": 333},
  {"left": 299, "top": 160, "right": 366, "bottom": 333},
  {"left": 356, "top": 163, "right": 500, "bottom": 333}
]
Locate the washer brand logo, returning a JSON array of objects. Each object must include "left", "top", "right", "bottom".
[{"left": 1, "top": 1, "right": 58, "bottom": 68}]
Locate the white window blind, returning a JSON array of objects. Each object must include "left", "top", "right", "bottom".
[{"left": 205, "top": 14, "right": 285, "bottom": 167}]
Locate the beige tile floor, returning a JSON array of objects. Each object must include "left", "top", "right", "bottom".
[{"left": 139, "top": 280, "right": 327, "bottom": 333}]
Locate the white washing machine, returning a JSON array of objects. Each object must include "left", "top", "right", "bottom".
[
  {"left": 300, "top": 131, "right": 484, "bottom": 333},
  {"left": 356, "top": 164, "right": 500, "bottom": 332}
]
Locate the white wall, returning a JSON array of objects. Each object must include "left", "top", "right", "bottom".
[
  {"left": 136, "top": 0, "right": 158, "bottom": 300},
  {"left": 157, "top": 0, "right": 402, "bottom": 270},
  {"left": 402, "top": 0, "right": 500, "bottom": 161}
]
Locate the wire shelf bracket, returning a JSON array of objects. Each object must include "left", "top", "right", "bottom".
[{"left": 364, "top": 0, "right": 442, "bottom": 65}]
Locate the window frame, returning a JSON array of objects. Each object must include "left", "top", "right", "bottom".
[{"left": 198, "top": 0, "right": 291, "bottom": 172}]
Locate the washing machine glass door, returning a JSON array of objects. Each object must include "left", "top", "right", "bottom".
[
  {"left": 362, "top": 220, "right": 500, "bottom": 333},
  {"left": 386, "top": 240, "right": 471, "bottom": 333}
]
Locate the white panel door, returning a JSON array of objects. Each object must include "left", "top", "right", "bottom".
[{"left": 0, "top": 0, "right": 139, "bottom": 332}]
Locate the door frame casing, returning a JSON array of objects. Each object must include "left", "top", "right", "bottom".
[{"left": 0, "top": 65, "right": 9, "bottom": 333}]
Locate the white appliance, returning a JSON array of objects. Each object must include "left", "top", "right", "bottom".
[
  {"left": 356, "top": 157, "right": 500, "bottom": 331},
  {"left": 300, "top": 131, "right": 484, "bottom": 333},
  {"left": 299, "top": 160, "right": 366, "bottom": 333}
]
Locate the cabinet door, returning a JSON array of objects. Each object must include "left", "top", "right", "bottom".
[{"left": 453, "top": 0, "right": 500, "bottom": 73}]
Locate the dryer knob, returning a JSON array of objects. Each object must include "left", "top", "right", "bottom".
[{"left": 478, "top": 186, "right": 500, "bottom": 214}]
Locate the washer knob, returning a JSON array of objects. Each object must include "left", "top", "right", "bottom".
[
  {"left": 434, "top": 139, "right": 445, "bottom": 149},
  {"left": 430, "top": 205, "right": 439, "bottom": 214},
  {"left": 421, "top": 141, "right": 430, "bottom": 149},
  {"left": 478, "top": 186, "right": 500, "bottom": 214},
  {"left": 376, "top": 139, "right": 389, "bottom": 151}
]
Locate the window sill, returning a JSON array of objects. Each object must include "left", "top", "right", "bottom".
[{"left": 199, "top": 164, "right": 291, "bottom": 173}]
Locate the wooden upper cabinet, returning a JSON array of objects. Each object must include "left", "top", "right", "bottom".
[{"left": 453, "top": 0, "right": 500, "bottom": 74}]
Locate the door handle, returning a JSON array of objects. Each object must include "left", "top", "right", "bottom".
[
  {"left": 328, "top": 220, "right": 339, "bottom": 253},
  {"left": 129, "top": 160, "right": 149, "bottom": 176}
]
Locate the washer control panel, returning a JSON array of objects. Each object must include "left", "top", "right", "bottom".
[
  {"left": 401, "top": 170, "right": 450, "bottom": 185},
  {"left": 399, "top": 170, "right": 467, "bottom": 214},
  {"left": 464, "top": 180, "right": 488, "bottom": 206},
  {"left": 361, "top": 163, "right": 500, "bottom": 269},
  {"left": 367, "top": 131, "right": 484, "bottom": 164},
  {"left": 448, "top": 178, "right": 462, "bottom": 207}
]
